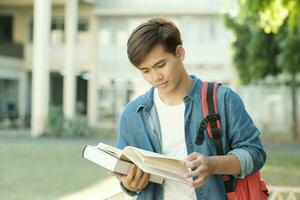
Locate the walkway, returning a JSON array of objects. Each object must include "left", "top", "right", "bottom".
[
  {"left": 57, "top": 177, "right": 133, "bottom": 200},
  {"left": 57, "top": 178, "right": 300, "bottom": 200}
]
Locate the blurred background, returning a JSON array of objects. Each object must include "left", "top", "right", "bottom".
[{"left": 0, "top": 0, "right": 299, "bottom": 199}]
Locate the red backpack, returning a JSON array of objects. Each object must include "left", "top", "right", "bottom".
[{"left": 196, "top": 81, "right": 269, "bottom": 200}]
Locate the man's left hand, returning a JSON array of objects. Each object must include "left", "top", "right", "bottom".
[{"left": 184, "top": 152, "right": 214, "bottom": 188}]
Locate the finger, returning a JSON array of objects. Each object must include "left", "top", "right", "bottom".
[
  {"left": 186, "top": 167, "right": 201, "bottom": 178},
  {"left": 191, "top": 176, "right": 206, "bottom": 188},
  {"left": 126, "top": 164, "right": 136, "bottom": 182},
  {"left": 186, "top": 152, "right": 199, "bottom": 162},
  {"left": 131, "top": 167, "right": 143, "bottom": 188},
  {"left": 137, "top": 172, "right": 150, "bottom": 189},
  {"left": 185, "top": 157, "right": 203, "bottom": 168}
]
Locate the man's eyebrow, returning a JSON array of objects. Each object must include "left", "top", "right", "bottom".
[{"left": 140, "top": 59, "right": 165, "bottom": 70}]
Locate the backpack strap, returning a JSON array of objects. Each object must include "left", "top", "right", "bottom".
[
  {"left": 196, "top": 81, "right": 235, "bottom": 193},
  {"left": 196, "top": 82, "right": 222, "bottom": 145}
]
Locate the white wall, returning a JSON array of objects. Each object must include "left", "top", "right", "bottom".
[{"left": 235, "top": 85, "right": 300, "bottom": 135}]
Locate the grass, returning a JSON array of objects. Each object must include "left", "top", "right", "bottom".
[
  {"left": 0, "top": 132, "right": 299, "bottom": 200},
  {"left": 0, "top": 136, "right": 115, "bottom": 200},
  {"left": 261, "top": 143, "right": 300, "bottom": 187}
]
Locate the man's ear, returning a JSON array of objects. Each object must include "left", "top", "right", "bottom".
[{"left": 175, "top": 45, "right": 185, "bottom": 61}]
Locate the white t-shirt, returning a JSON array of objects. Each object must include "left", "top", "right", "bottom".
[{"left": 154, "top": 89, "right": 197, "bottom": 200}]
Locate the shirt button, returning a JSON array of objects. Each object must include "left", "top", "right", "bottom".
[
  {"left": 189, "top": 143, "right": 193, "bottom": 147},
  {"left": 198, "top": 189, "right": 202, "bottom": 195}
]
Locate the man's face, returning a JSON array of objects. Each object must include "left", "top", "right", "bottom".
[{"left": 138, "top": 44, "right": 185, "bottom": 94}]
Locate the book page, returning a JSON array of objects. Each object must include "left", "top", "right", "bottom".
[
  {"left": 97, "top": 143, "right": 123, "bottom": 157},
  {"left": 123, "top": 146, "right": 188, "bottom": 176},
  {"left": 97, "top": 143, "right": 132, "bottom": 162},
  {"left": 124, "top": 148, "right": 191, "bottom": 184},
  {"left": 124, "top": 146, "right": 185, "bottom": 161},
  {"left": 143, "top": 157, "right": 188, "bottom": 175}
]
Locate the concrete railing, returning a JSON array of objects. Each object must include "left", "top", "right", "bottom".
[
  {"left": 269, "top": 186, "right": 300, "bottom": 200},
  {"left": 0, "top": 42, "right": 23, "bottom": 58}
]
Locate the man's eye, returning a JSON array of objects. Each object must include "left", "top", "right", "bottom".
[
  {"left": 142, "top": 70, "right": 149, "bottom": 73},
  {"left": 157, "top": 62, "right": 165, "bottom": 68}
]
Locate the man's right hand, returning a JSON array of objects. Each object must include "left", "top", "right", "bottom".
[{"left": 111, "top": 164, "right": 150, "bottom": 192}]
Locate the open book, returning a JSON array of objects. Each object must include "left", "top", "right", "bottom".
[{"left": 82, "top": 143, "right": 192, "bottom": 185}]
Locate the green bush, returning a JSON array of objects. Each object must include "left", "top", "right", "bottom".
[
  {"left": 63, "top": 115, "right": 96, "bottom": 137},
  {"left": 44, "top": 105, "right": 96, "bottom": 138},
  {"left": 45, "top": 105, "right": 64, "bottom": 137}
]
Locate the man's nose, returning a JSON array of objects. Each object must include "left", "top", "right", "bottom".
[{"left": 152, "top": 70, "right": 162, "bottom": 82}]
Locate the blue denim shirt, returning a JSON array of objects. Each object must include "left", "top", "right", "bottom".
[{"left": 116, "top": 76, "right": 266, "bottom": 200}]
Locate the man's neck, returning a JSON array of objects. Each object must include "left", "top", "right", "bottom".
[{"left": 157, "top": 73, "right": 192, "bottom": 106}]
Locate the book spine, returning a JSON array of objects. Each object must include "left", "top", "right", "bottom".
[
  {"left": 82, "top": 145, "right": 88, "bottom": 158},
  {"left": 149, "top": 174, "right": 164, "bottom": 184}
]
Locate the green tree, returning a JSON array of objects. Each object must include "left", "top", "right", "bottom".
[
  {"left": 224, "top": 15, "right": 282, "bottom": 83},
  {"left": 224, "top": 15, "right": 252, "bottom": 84},
  {"left": 247, "top": 29, "right": 281, "bottom": 79},
  {"left": 225, "top": 0, "right": 300, "bottom": 139}
]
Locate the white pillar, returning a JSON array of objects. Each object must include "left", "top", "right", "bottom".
[
  {"left": 18, "top": 69, "right": 27, "bottom": 121},
  {"left": 87, "top": 16, "right": 98, "bottom": 126},
  {"left": 31, "top": 0, "right": 51, "bottom": 137},
  {"left": 63, "top": 0, "right": 78, "bottom": 119}
]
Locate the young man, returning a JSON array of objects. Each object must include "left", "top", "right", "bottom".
[{"left": 113, "top": 18, "right": 266, "bottom": 200}]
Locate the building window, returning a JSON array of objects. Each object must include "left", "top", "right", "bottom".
[
  {"left": 209, "top": 18, "right": 219, "bottom": 42},
  {"left": 116, "top": 30, "right": 128, "bottom": 46},
  {"left": 125, "top": 81, "right": 134, "bottom": 104},
  {"left": 0, "top": 80, "right": 19, "bottom": 126},
  {"left": 0, "top": 16, "right": 13, "bottom": 43},
  {"left": 51, "top": 17, "right": 64, "bottom": 31},
  {"left": 51, "top": 17, "right": 64, "bottom": 44},
  {"left": 78, "top": 18, "right": 89, "bottom": 32},
  {"left": 98, "top": 18, "right": 129, "bottom": 46},
  {"left": 97, "top": 29, "right": 111, "bottom": 46},
  {"left": 178, "top": 17, "right": 200, "bottom": 45},
  {"left": 28, "top": 16, "right": 89, "bottom": 43},
  {"left": 199, "top": 18, "right": 208, "bottom": 43},
  {"left": 97, "top": 80, "right": 116, "bottom": 123}
]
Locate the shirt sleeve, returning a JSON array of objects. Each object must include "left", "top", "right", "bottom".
[
  {"left": 116, "top": 112, "right": 131, "bottom": 149},
  {"left": 115, "top": 112, "right": 138, "bottom": 196},
  {"left": 224, "top": 88, "right": 266, "bottom": 178}
]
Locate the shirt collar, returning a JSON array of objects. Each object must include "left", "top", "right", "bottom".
[
  {"left": 184, "top": 75, "right": 202, "bottom": 103},
  {"left": 136, "top": 75, "right": 202, "bottom": 113}
]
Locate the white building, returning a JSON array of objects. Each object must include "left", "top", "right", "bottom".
[
  {"left": 0, "top": 0, "right": 247, "bottom": 133},
  {"left": 90, "top": 0, "right": 238, "bottom": 128},
  {"left": 1, "top": 0, "right": 298, "bottom": 136}
]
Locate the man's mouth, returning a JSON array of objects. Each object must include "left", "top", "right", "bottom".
[{"left": 156, "top": 81, "right": 168, "bottom": 88}]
